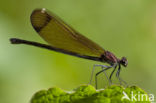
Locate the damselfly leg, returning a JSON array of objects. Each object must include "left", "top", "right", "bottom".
[{"left": 89, "top": 64, "right": 112, "bottom": 89}]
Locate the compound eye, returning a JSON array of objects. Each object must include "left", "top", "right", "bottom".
[{"left": 121, "top": 57, "right": 128, "bottom": 67}]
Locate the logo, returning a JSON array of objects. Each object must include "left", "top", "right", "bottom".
[{"left": 122, "top": 91, "right": 154, "bottom": 102}]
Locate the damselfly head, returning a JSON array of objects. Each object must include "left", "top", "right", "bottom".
[{"left": 120, "top": 57, "right": 128, "bottom": 67}]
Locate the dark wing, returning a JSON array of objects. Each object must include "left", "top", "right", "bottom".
[{"left": 30, "top": 8, "right": 105, "bottom": 58}]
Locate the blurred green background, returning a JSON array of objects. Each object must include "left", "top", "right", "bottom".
[{"left": 0, "top": 0, "right": 156, "bottom": 103}]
